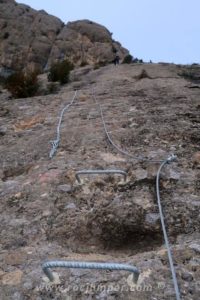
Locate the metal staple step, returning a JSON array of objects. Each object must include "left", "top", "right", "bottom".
[
  {"left": 42, "top": 260, "right": 139, "bottom": 283},
  {"left": 75, "top": 169, "right": 127, "bottom": 183}
]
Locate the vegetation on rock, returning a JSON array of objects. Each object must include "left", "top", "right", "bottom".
[
  {"left": 5, "top": 71, "right": 39, "bottom": 98},
  {"left": 48, "top": 59, "right": 74, "bottom": 84},
  {"left": 122, "top": 54, "right": 133, "bottom": 64},
  {"left": 178, "top": 67, "right": 200, "bottom": 83},
  {"left": 134, "top": 69, "right": 151, "bottom": 80}
]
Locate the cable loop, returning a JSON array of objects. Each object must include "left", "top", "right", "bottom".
[{"left": 49, "top": 90, "right": 77, "bottom": 158}]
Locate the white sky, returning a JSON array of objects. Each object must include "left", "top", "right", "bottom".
[{"left": 16, "top": 0, "right": 200, "bottom": 64}]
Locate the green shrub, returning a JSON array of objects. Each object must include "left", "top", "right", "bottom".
[
  {"left": 5, "top": 71, "right": 39, "bottom": 98},
  {"left": 99, "top": 60, "right": 108, "bottom": 67},
  {"left": 48, "top": 59, "right": 74, "bottom": 84},
  {"left": 134, "top": 69, "right": 151, "bottom": 80},
  {"left": 133, "top": 58, "right": 144, "bottom": 63},
  {"left": 93, "top": 60, "right": 108, "bottom": 70},
  {"left": 93, "top": 64, "right": 100, "bottom": 70},
  {"left": 122, "top": 54, "right": 133, "bottom": 64},
  {"left": 80, "top": 60, "right": 88, "bottom": 67},
  {"left": 0, "top": 75, "right": 6, "bottom": 85},
  {"left": 46, "top": 82, "right": 59, "bottom": 94},
  {"left": 178, "top": 69, "right": 200, "bottom": 83}
]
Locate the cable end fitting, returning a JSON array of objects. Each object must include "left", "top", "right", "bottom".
[{"left": 166, "top": 154, "right": 177, "bottom": 163}]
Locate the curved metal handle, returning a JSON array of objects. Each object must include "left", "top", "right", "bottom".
[
  {"left": 75, "top": 169, "right": 127, "bottom": 183},
  {"left": 42, "top": 260, "right": 139, "bottom": 283}
]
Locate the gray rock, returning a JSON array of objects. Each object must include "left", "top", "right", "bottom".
[
  {"left": 0, "top": 180, "right": 20, "bottom": 196},
  {"left": 65, "top": 203, "right": 76, "bottom": 210},
  {"left": 168, "top": 169, "right": 180, "bottom": 180},
  {"left": 181, "top": 272, "right": 193, "bottom": 282},
  {"left": 0, "top": 169, "right": 4, "bottom": 179},
  {"left": 111, "top": 196, "right": 122, "bottom": 205},
  {"left": 11, "top": 292, "right": 22, "bottom": 300},
  {"left": 3, "top": 180, "right": 19, "bottom": 187},
  {"left": 23, "top": 281, "right": 33, "bottom": 290},
  {"left": 0, "top": 125, "right": 7, "bottom": 135},
  {"left": 145, "top": 213, "right": 160, "bottom": 225},
  {"left": 189, "top": 243, "right": 200, "bottom": 253},
  {"left": 57, "top": 184, "right": 72, "bottom": 193},
  {"left": 96, "top": 290, "right": 108, "bottom": 299},
  {"left": 135, "top": 168, "right": 148, "bottom": 181}
]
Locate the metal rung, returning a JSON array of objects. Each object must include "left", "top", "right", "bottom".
[
  {"left": 75, "top": 169, "right": 127, "bottom": 183},
  {"left": 42, "top": 260, "right": 139, "bottom": 283}
]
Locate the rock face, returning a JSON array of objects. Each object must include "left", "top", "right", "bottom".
[
  {"left": 0, "top": 63, "right": 200, "bottom": 299},
  {"left": 0, "top": 1, "right": 128, "bottom": 73},
  {"left": 48, "top": 20, "right": 128, "bottom": 68}
]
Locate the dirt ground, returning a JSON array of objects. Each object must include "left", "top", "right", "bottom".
[{"left": 0, "top": 63, "right": 200, "bottom": 299}]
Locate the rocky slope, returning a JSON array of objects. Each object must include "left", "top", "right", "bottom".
[
  {"left": 0, "top": 0, "right": 128, "bottom": 74},
  {"left": 0, "top": 62, "right": 200, "bottom": 299}
]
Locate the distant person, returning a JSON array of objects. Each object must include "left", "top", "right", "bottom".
[{"left": 113, "top": 55, "right": 120, "bottom": 65}]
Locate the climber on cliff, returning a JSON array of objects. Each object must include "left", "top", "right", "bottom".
[{"left": 113, "top": 54, "right": 120, "bottom": 65}]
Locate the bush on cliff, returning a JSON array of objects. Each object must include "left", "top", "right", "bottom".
[
  {"left": 48, "top": 59, "right": 74, "bottom": 84},
  {"left": 5, "top": 71, "right": 39, "bottom": 98}
]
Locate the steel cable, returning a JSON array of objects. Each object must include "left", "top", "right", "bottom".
[
  {"left": 45, "top": 88, "right": 181, "bottom": 298},
  {"left": 49, "top": 90, "right": 78, "bottom": 158},
  {"left": 92, "top": 88, "right": 181, "bottom": 297},
  {"left": 156, "top": 154, "right": 181, "bottom": 300},
  {"left": 91, "top": 90, "right": 166, "bottom": 163}
]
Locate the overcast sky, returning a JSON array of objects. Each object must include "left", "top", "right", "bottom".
[{"left": 16, "top": 0, "right": 200, "bottom": 64}]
